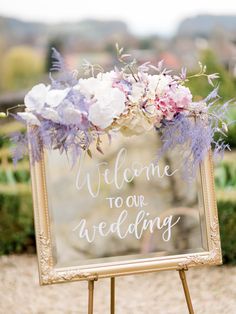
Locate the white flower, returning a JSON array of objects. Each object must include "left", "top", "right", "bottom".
[
  {"left": 40, "top": 108, "right": 61, "bottom": 123},
  {"left": 24, "top": 83, "right": 70, "bottom": 112},
  {"left": 97, "top": 71, "right": 116, "bottom": 83},
  {"left": 145, "top": 102, "right": 158, "bottom": 116},
  {"left": 129, "top": 82, "right": 145, "bottom": 103},
  {"left": 169, "top": 86, "right": 192, "bottom": 108},
  {"left": 17, "top": 112, "right": 41, "bottom": 126},
  {"left": 88, "top": 88, "right": 126, "bottom": 129},
  {"left": 24, "top": 84, "right": 48, "bottom": 112},
  {"left": 77, "top": 77, "right": 100, "bottom": 97},
  {"left": 115, "top": 105, "right": 155, "bottom": 136},
  {"left": 59, "top": 100, "right": 83, "bottom": 125},
  {"left": 147, "top": 75, "right": 172, "bottom": 99},
  {"left": 78, "top": 72, "right": 114, "bottom": 99},
  {"left": 46, "top": 88, "right": 71, "bottom": 108}
]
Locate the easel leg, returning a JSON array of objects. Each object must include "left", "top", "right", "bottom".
[
  {"left": 178, "top": 269, "right": 194, "bottom": 314},
  {"left": 88, "top": 280, "right": 95, "bottom": 314},
  {"left": 110, "top": 277, "right": 115, "bottom": 314}
]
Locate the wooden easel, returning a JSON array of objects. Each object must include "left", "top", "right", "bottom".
[{"left": 87, "top": 268, "right": 194, "bottom": 314}]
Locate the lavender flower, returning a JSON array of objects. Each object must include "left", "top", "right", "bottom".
[{"left": 10, "top": 45, "right": 232, "bottom": 179}]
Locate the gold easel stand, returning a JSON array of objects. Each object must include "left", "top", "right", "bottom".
[
  {"left": 88, "top": 270, "right": 194, "bottom": 314},
  {"left": 178, "top": 268, "right": 194, "bottom": 314},
  {"left": 88, "top": 276, "right": 115, "bottom": 314}
]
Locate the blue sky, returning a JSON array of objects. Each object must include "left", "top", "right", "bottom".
[{"left": 0, "top": 0, "right": 236, "bottom": 36}]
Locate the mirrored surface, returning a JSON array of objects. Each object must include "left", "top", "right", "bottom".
[{"left": 45, "top": 130, "right": 207, "bottom": 268}]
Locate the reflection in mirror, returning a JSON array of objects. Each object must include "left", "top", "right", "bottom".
[{"left": 45, "top": 130, "right": 207, "bottom": 268}]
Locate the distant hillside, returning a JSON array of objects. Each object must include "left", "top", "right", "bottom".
[
  {"left": 177, "top": 14, "right": 236, "bottom": 38},
  {"left": 0, "top": 16, "right": 130, "bottom": 49},
  {"left": 0, "top": 16, "right": 46, "bottom": 45}
]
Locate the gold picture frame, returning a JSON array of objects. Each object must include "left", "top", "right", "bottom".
[{"left": 30, "top": 143, "right": 222, "bottom": 286}]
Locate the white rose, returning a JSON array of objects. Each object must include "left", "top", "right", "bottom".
[
  {"left": 78, "top": 77, "right": 100, "bottom": 98},
  {"left": 129, "top": 82, "right": 145, "bottom": 103},
  {"left": 78, "top": 72, "right": 114, "bottom": 99},
  {"left": 46, "top": 88, "right": 71, "bottom": 108},
  {"left": 97, "top": 71, "right": 116, "bottom": 84},
  {"left": 147, "top": 75, "right": 171, "bottom": 99},
  {"left": 24, "top": 83, "right": 70, "bottom": 112},
  {"left": 88, "top": 88, "right": 126, "bottom": 129},
  {"left": 115, "top": 105, "right": 155, "bottom": 137},
  {"left": 17, "top": 112, "right": 41, "bottom": 126},
  {"left": 24, "top": 83, "right": 49, "bottom": 112}
]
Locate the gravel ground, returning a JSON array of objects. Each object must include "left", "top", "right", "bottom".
[{"left": 0, "top": 255, "right": 236, "bottom": 314}]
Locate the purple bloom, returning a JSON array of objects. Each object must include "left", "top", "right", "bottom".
[{"left": 9, "top": 46, "right": 232, "bottom": 178}]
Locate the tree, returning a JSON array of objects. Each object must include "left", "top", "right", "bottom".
[
  {"left": 1, "top": 46, "right": 43, "bottom": 91},
  {"left": 187, "top": 49, "right": 236, "bottom": 102},
  {"left": 187, "top": 49, "right": 236, "bottom": 148}
]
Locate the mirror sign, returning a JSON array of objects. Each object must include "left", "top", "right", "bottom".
[{"left": 30, "top": 134, "right": 222, "bottom": 285}]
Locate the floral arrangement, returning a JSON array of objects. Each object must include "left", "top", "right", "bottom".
[{"left": 4, "top": 45, "right": 233, "bottom": 178}]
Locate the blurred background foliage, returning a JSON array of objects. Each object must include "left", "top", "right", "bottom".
[
  {"left": 187, "top": 49, "right": 236, "bottom": 101},
  {"left": 0, "top": 13, "right": 236, "bottom": 263},
  {"left": 218, "top": 201, "right": 236, "bottom": 264},
  {"left": 0, "top": 46, "right": 44, "bottom": 91},
  {"left": 186, "top": 49, "right": 236, "bottom": 148},
  {"left": 0, "top": 123, "right": 35, "bottom": 255}
]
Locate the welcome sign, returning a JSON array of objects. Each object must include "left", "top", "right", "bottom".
[
  {"left": 73, "top": 147, "right": 180, "bottom": 244},
  {"left": 7, "top": 45, "right": 228, "bottom": 287},
  {"left": 30, "top": 129, "right": 222, "bottom": 285}
]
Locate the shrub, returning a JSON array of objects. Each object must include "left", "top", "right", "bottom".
[
  {"left": 186, "top": 49, "right": 236, "bottom": 148},
  {"left": 0, "top": 193, "right": 35, "bottom": 255},
  {"left": 215, "top": 162, "right": 236, "bottom": 189},
  {"left": 0, "top": 130, "right": 35, "bottom": 255},
  {"left": 218, "top": 200, "right": 236, "bottom": 265},
  {"left": 1, "top": 45, "right": 43, "bottom": 91},
  {"left": 227, "top": 109, "right": 236, "bottom": 148}
]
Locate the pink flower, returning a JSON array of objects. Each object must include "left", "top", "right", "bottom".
[
  {"left": 156, "top": 97, "right": 176, "bottom": 121},
  {"left": 169, "top": 86, "right": 192, "bottom": 109}
]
